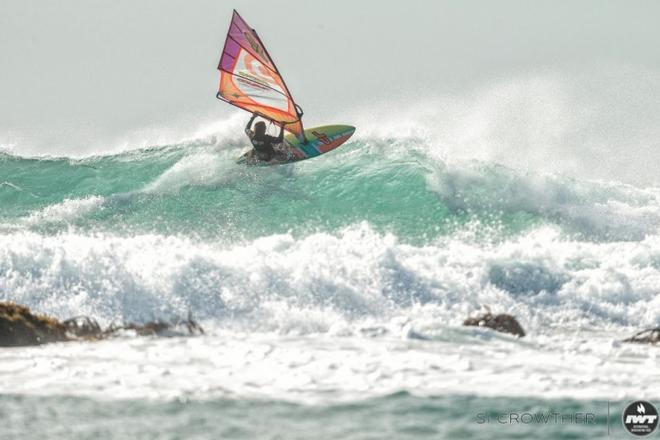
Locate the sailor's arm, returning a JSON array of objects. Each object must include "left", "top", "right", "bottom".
[{"left": 245, "top": 113, "right": 257, "bottom": 138}]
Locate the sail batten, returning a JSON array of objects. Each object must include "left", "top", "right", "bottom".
[{"left": 217, "top": 10, "right": 305, "bottom": 141}]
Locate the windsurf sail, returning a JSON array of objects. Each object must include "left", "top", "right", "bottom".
[{"left": 217, "top": 10, "right": 306, "bottom": 142}]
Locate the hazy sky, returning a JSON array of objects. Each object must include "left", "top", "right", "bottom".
[{"left": 2, "top": 0, "right": 660, "bottom": 178}]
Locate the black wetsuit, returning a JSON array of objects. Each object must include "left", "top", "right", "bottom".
[{"left": 245, "top": 116, "right": 284, "bottom": 162}]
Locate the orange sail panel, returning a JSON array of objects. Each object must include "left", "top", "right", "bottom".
[{"left": 217, "top": 10, "right": 304, "bottom": 141}]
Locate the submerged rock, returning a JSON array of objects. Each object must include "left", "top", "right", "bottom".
[
  {"left": 0, "top": 301, "right": 204, "bottom": 346},
  {"left": 0, "top": 302, "right": 68, "bottom": 347},
  {"left": 62, "top": 316, "right": 104, "bottom": 339},
  {"left": 622, "top": 328, "right": 660, "bottom": 345},
  {"left": 463, "top": 312, "right": 526, "bottom": 337},
  {"left": 106, "top": 314, "right": 205, "bottom": 337}
]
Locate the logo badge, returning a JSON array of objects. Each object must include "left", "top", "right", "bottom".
[
  {"left": 312, "top": 131, "right": 331, "bottom": 145},
  {"left": 622, "top": 401, "right": 659, "bottom": 436}
]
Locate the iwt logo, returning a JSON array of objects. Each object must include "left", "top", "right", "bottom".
[{"left": 622, "top": 401, "right": 659, "bottom": 436}]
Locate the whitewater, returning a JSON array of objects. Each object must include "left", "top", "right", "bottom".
[{"left": 2, "top": 106, "right": 660, "bottom": 438}]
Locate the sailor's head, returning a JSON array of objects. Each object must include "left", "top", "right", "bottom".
[{"left": 254, "top": 121, "right": 266, "bottom": 136}]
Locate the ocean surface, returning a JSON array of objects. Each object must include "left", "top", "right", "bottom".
[{"left": 1, "top": 118, "right": 660, "bottom": 439}]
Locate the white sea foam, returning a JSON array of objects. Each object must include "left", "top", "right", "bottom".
[
  {"left": 143, "top": 150, "right": 240, "bottom": 194},
  {"left": 345, "top": 69, "right": 660, "bottom": 186},
  {"left": 23, "top": 196, "right": 105, "bottom": 225},
  {"left": 1, "top": 223, "right": 659, "bottom": 331},
  {"left": 1, "top": 223, "right": 659, "bottom": 402},
  {"left": 0, "top": 328, "right": 657, "bottom": 403},
  {"left": 421, "top": 159, "right": 660, "bottom": 241}
]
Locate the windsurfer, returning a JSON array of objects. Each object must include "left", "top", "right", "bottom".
[{"left": 245, "top": 113, "right": 285, "bottom": 162}]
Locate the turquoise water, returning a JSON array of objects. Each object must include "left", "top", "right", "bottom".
[
  {"left": 2, "top": 134, "right": 660, "bottom": 439},
  {"left": 2, "top": 393, "right": 622, "bottom": 440},
  {"left": 0, "top": 142, "right": 541, "bottom": 243}
]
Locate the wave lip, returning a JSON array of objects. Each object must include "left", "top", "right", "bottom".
[
  {"left": 23, "top": 196, "right": 105, "bottom": 225},
  {"left": 5, "top": 126, "right": 660, "bottom": 243}
]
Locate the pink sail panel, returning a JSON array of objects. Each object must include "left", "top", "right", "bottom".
[{"left": 217, "top": 10, "right": 304, "bottom": 141}]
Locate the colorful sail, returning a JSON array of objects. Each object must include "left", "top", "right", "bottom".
[{"left": 217, "top": 10, "right": 305, "bottom": 142}]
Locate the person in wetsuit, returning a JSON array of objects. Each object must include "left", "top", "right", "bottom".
[{"left": 245, "top": 113, "right": 285, "bottom": 162}]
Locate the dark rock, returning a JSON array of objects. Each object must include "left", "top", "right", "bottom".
[
  {"left": 622, "top": 328, "right": 660, "bottom": 345},
  {"left": 463, "top": 312, "right": 526, "bottom": 337},
  {"left": 106, "top": 313, "right": 205, "bottom": 337},
  {"left": 0, "top": 302, "right": 69, "bottom": 347},
  {"left": 0, "top": 301, "right": 204, "bottom": 346},
  {"left": 62, "top": 316, "right": 103, "bottom": 339},
  {"left": 119, "top": 320, "right": 203, "bottom": 337}
]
